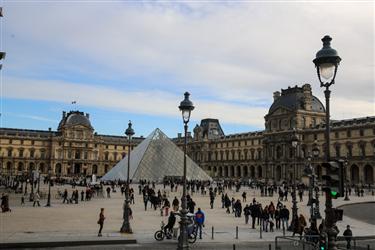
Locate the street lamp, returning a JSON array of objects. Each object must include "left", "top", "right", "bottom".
[
  {"left": 313, "top": 35, "right": 341, "bottom": 250},
  {"left": 46, "top": 167, "right": 52, "bottom": 207},
  {"left": 29, "top": 167, "right": 35, "bottom": 201},
  {"left": 177, "top": 92, "right": 194, "bottom": 250},
  {"left": 120, "top": 120, "right": 135, "bottom": 234},
  {"left": 312, "top": 145, "right": 321, "bottom": 219},
  {"left": 290, "top": 130, "right": 299, "bottom": 233}
]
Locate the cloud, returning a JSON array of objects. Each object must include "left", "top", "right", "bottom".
[
  {"left": 6, "top": 112, "right": 58, "bottom": 123},
  {"left": 3, "top": 77, "right": 267, "bottom": 127},
  {"left": 1, "top": 2, "right": 374, "bottom": 130}
]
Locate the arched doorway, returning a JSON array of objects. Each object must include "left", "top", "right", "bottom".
[
  {"left": 258, "top": 166, "right": 262, "bottom": 178},
  {"left": 74, "top": 163, "right": 81, "bottom": 175},
  {"left": 351, "top": 165, "right": 359, "bottom": 184},
  {"left": 250, "top": 166, "right": 255, "bottom": 178},
  {"left": 243, "top": 166, "right": 248, "bottom": 177},
  {"left": 55, "top": 163, "right": 62, "bottom": 175},
  {"left": 364, "top": 165, "right": 373, "bottom": 184},
  {"left": 18, "top": 162, "right": 24, "bottom": 172},
  {"left": 223, "top": 166, "right": 228, "bottom": 177},
  {"left": 6, "top": 162, "right": 12, "bottom": 174},
  {"left": 92, "top": 164, "right": 98, "bottom": 174},
  {"left": 236, "top": 166, "right": 241, "bottom": 177},
  {"left": 104, "top": 164, "right": 109, "bottom": 173},
  {"left": 29, "top": 162, "right": 35, "bottom": 171},
  {"left": 276, "top": 165, "right": 282, "bottom": 182},
  {"left": 39, "top": 163, "right": 46, "bottom": 174},
  {"left": 218, "top": 167, "right": 223, "bottom": 177},
  {"left": 230, "top": 166, "right": 235, "bottom": 178}
]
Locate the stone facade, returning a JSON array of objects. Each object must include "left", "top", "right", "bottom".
[
  {"left": 1, "top": 84, "right": 374, "bottom": 184},
  {"left": 0, "top": 111, "right": 142, "bottom": 176},
  {"left": 175, "top": 84, "right": 375, "bottom": 185}
]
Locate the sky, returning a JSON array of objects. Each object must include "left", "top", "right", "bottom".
[{"left": 0, "top": 0, "right": 374, "bottom": 138}]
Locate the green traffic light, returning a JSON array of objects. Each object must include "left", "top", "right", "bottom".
[
  {"left": 330, "top": 190, "right": 339, "bottom": 198},
  {"left": 321, "top": 247, "right": 325, "bottom": 250}
]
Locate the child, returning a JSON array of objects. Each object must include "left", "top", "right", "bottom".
[{"left": 269, "top": 218, "right": 275, "bottom": 232}]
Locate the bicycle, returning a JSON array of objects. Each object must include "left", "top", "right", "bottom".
[{"left": 154, "top": 221, "right": 173, "bottom": 241}]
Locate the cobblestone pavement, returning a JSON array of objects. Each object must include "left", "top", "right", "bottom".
[{"left": 1, "top": 183, "right": 374, "bottom": 246}]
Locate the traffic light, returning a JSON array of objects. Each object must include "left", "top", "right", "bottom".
[
  {"left": 319, "top": 233, "right": 327, "bottom": 250},
  {"left": 322, "top": 161, "right": 344, "bottom": 199}
]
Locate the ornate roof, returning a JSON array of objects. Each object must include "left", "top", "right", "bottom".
[
  {"left": 58, "top": 111, "right": 93, "bottom": 130},
  {"left": 268, "top": 85, "right": 325, "bottom": 114}
]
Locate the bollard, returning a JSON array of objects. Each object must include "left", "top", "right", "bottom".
[
  {"left": 233, "top": 244, "right": 236, "bottom": 250},
  {"left": 283, "top": 225, "right": 285, "bottom": 236},
  {"left": 212, "top": 226, "right": 214, "bottom": 240},
  {"left": 236, "top": 226, "right": 238, "bottom": 239},
  {"left": 269, "top": 243, "right": 272, "bottom": 250},
  {"left": 367, "top": 245, "right": 370, "bottom": 250},
  {"left": 260, "top": 218, "right": 263, "bottom": 239}
]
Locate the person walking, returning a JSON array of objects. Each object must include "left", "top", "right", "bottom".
[
  {"left": 33, "top": 192, "right": 41, "bottom": 207},
  {"left": 62, "top": 189, "right": 68, "bottom": 203},
  {"left": 194, "top": 207, "right": 205, "bottom": 239},
  {"left": 97, "top": 208, "right": 105, "bottom": 237},
  {"left": 243, "top": 204, "right": 250, "bottom": 224},
  {"left": 343, "top": 225, "right": 353, "bottom": 249}
]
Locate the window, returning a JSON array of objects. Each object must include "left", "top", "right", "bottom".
[
  {"left": 105, "top": 145, "right": 108, "bottom": 149},
  {"left": 335, "top": 132, "right": 339, "bottom": 139},
  {"left": 360, "top": 144, "right": 366, "bottom": 156},
  {"left": 9, "top": 139, "right": 12, "bottom": 144},
  {"left": 347, "top": 145, "right": 352, "bottom": 157},
  {"left": 19, "top": 149, "right": 24, "bottom": 157},
  {"left": 314, "top": 134, "right": 318, "bottom": 140},
  {"left": 347, "top": 130, "right": 351, "bottom": 138},
  {"left": 7, "top": 149, "right": 12, "bottom": 157},
  {"left": 30, "top": 149, "right": 35, "bottom": 158},
  {"left": 67, "top": 150, "right": 72, "bottom": 158},
  {"left": 359, "top": 129, "right": 364, "bottom": 137},
  {"left": 335, "top": 145, "right": 341, "bottom": 158},
  {"left": 84, "top": 151, "right": 88, "bottom": 159}
]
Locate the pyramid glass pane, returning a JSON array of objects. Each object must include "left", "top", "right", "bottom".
[{"left": 101, "top": 128, "right": 211, "bottom": 182}]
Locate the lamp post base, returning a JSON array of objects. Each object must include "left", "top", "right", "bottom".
[
  {"left": 120, "top": 222, "right": 133, "bottom": 234},
  {"left": 177, "top": 208, "right": 190, "bottom": 250}
]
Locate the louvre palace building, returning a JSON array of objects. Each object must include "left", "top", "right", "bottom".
[{"left": 1, "top": 84, "right": 374, "bottom": 184}]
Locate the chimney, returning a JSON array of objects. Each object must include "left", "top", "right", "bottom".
[
  {"left": 187, "top": 132, "right": 191, "bottom": 137},
  {"left": 48, "top": 127, "right": 51, "bottom": 131},
  {"left": 273, "top": 91, "right": 281, "bottom": 101},
  {"left": 302, "top": 84, "right": 312, "bottom": 111},
  {"left": 86, "top": 113, "right": 90, "bottom": 119},
  {"left": 177, "top": 133, "right": 182, "bottom": 138},
  {"left": 62, "top": 111, "right": 66, "bottom": 118}
]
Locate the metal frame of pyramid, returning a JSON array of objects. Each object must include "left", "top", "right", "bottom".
[{"left": 101, "top": 128, "right": 212, "bottom": 182}]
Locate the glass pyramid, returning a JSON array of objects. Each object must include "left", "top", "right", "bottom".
[{"left": 101, "top": 128, "right": 212, "bottom": 182}]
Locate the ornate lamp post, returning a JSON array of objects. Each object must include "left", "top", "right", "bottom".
[
  {"left": 313, "top": 35, "right": 341, "bottom": 250},
  {"left": 29, "top": 167, "right": 35, "bottom": 201},
  {"left": 120, "top": 120, "right": 134, "bottom": 234},
  {"left": 342, "top": 157, "right": 350, "bottom": 201},
  {"left": 177, "top": 92, "right": 194, "bottom": 250},
  {"left": 46, "top": 167, "right": 52, "bottom": 207},
  {"left": 290, "top": 131, "right": 299, "bottom": 233},
  {"left": 312, "top": 146, "right": 321, "bottom": 219}
]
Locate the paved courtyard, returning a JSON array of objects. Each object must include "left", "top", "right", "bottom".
[{"left": 1, "top": 182, "right": 374, "bottom": 246}]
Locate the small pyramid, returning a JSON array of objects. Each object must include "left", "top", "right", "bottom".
[{"left": 101, "top": 128, "right": 212, "bottom": 182}]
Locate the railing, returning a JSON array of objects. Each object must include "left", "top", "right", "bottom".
[{"left": 275, "top": 235, "right": 375, "bottom": 250}]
